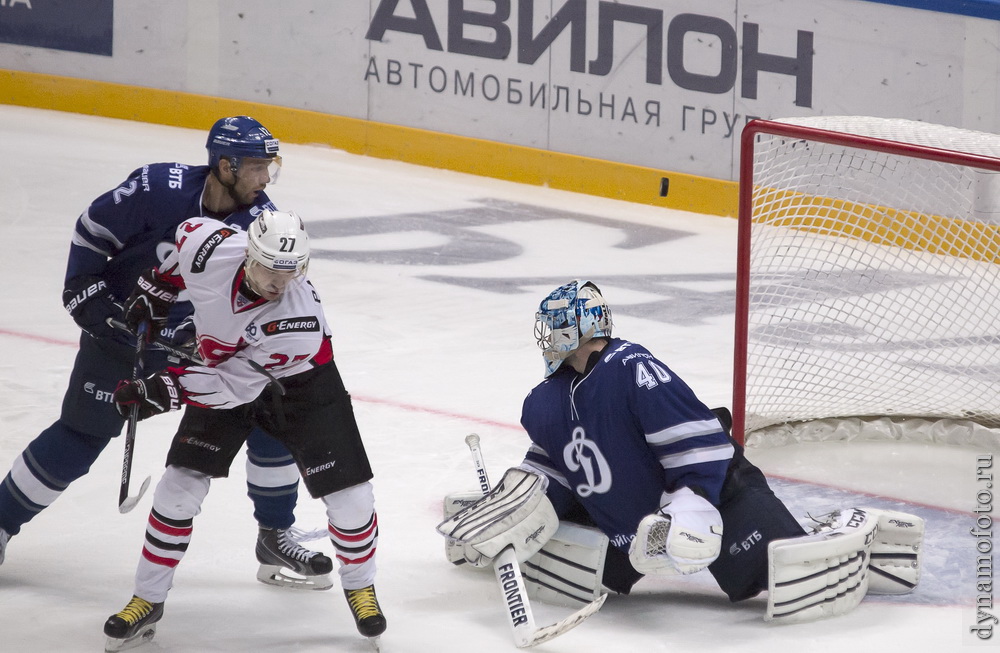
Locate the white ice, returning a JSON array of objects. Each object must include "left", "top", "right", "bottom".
[{"left": 0, "top": 106, "right": 986, "bottom": 652}]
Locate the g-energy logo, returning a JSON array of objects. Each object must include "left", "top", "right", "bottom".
[
  {"left": 191, "top": 228, "right": 237, "bottom": 273},
  {"left": 262, "top": 317, "right": 320, "bottom": 335}
]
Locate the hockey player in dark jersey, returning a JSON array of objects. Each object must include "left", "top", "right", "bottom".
[
  {"left": 0, "top": 116, "right": 332, "bottom": 589},
  {"left": 440, "top": 279, "right": 926, "bottom": 624}
]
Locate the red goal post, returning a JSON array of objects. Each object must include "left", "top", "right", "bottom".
[{"left": 733, "top": 117, "right": 1000, "bottom": 448}]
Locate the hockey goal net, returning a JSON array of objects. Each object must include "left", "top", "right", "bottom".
[{"left": 734, "top": 116, "right": 1000, "bottom": 448}]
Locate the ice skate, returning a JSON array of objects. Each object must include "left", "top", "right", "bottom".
[
  {"left": 0, "top": 528, "right": 9, "bottom": 565},
  {"left": 345, "top": 584, "right": 387, "bottom": 649},
  {"left": 104, "top": 595, "right": 163, "bottom": 652},
  {"left": 255, "top": 526, "right": 334, "bottom": 590}
]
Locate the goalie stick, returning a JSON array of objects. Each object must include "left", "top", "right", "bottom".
[
  {"left": 464, "top": 433, "right": 606, "bottom": 648},
  {"left": 118, "top": 322, "right": 151, "bottom": 514}
]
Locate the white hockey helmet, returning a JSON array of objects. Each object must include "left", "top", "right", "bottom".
[
  {"left": 534, "top": 279, "right": 613, "bottom": 377},
  {"left": 247, "top": 209, "right": 310, "bottom": 274}
]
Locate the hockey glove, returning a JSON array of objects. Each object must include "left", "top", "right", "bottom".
[
  {"left": 166, "top": 315, "right": 199, "bottom": 361},
  {"left": 62, "top": 275, "right": 121, "bottom": 339},
  {"left": 628, "top": 487, "right": 723, "bottom": 576},
  {"left": 113, "top": 369, "right": 183, "bottom": 420},
  {"left": 124, "top": 268, "right": 179, "bottom": 340}
]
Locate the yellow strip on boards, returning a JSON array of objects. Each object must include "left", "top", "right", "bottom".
[
  {"left": 0, "top": 69, "right": 738, "bottom": 217},
  {"left": 755, "top": 190, "right": 1000, "bottom": 264}
]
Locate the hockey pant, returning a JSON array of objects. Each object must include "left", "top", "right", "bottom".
[
  {"left": 135, "top": 466, "right": 378, "bottom": 602},
  {"left": 0, "top": 333, "right": 300, "bottom": 536}
]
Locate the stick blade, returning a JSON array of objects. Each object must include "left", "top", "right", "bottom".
[
  {"left": 515, "top": 593, "right": 607, "bottom": 648},
  {"left": 118, "top": 475, "right": 151, "bottom": 514}
]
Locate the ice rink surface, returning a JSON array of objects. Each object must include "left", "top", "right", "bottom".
[{"left": 0, "top": 106, "right": 989, "bottom": 651}]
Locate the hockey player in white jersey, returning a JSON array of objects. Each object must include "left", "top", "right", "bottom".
[
  {"left": 103, "top": 210, "right": 385, "bottom": 650},
  {"left": 439, "top": 279, "right": 925, "bottom": 626}
]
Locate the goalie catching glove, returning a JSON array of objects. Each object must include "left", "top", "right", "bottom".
[
  {"left": 628, "top": 486, "right": 723, "bottom": 575},
  {"left": 124, "top": 267, "right": 179, "bottom": 339},
  {"left": 113, "top": 369, "right": 183, "bottom": 420},
  {"left": 436, "top": 467, "right": 558, "bottom": 568}
]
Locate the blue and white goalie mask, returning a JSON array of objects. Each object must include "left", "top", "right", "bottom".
[{"left": 534, "top": 280, "right": 613, "bottom": 377}]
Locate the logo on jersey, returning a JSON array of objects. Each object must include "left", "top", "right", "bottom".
[
  {"left": 563, "top": 426, "right": 612, "bottom": 497},
  {"left": 262, "top": 317, "right": 319, "bottom": 335},
  {"left": 244, "top": 322, "right": 259, "bottom": 342},
  {"left": 191, "top": 228, "right": 237, "bottom": 273}
]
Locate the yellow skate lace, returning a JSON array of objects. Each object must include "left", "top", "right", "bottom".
[
  {"left": 346, "top": 587, "right": 381, "bottom": 620},
  {"left": 115, "top": 596, "right": 154, "bottom": 625}
]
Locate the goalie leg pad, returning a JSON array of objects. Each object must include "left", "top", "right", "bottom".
[
  {"left": 436, "top": 468, "right": 557, "bottom": 567},
  {"left": 522, "top": 522, "right": 609, "bottom": 608},
  {"left": 865, "top": 508, "right": 924, "bottom": 595},
  {"left": 766, "top": 507, "right": 877, "bottom": 623}
]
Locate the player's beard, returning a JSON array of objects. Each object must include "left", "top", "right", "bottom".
[{"left": 224, "top": 178, "right": 258, "bottom": 209}]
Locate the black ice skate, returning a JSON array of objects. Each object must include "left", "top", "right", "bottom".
[
  {"left": 104, "top": 595, "right": 164, "bottom": 652},
  {"left": 345, "top": 584, "right": 387, "bottom": 643},
  {"left": 255, "top": 526, "right": 334, "bottom": 590}
]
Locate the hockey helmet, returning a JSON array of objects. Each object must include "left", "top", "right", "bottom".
[
  {"left": 206, "top": 116, "right": 281, "bottom": 181},
  {"left": 247, "top": 210, "right": 310, "bottom": 274},
  {"left": 534, "top": 279, "right": 613, "bottom": 377},
  {"left": 245, "top": 210, "right": 309, "bottom": 299}
]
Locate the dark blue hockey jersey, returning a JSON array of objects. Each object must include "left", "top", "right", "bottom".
[
  {"left": 64, "top": 162, "right": 276, "bottom": 330},
  {"left": 520, "top": 338, "right": 734, "bottom": 552}
]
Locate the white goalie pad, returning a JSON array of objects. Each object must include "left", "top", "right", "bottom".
[
  {"left": 766, "top": 507, "right": 877, "bottom": 623},
  {"left": 867, "top": 509, "right": 924, "bottom": 595},
  {"left": 437, "top": 468, "right": 558, "bottom": 567},
  {"left": 442, "top": 491, "right": 487, "bottom": 566},
  {"left": 522, "top": 522, "right": 609, "bottom": 608}
]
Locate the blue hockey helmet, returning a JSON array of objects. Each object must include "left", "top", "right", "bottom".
[
  {"left": 534, "top": 279, "right": 613, "bottom": 377},
  {"left": 206, "top": 116, "right": 281, "bottom": 179}
]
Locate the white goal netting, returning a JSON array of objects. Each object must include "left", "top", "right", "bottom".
[{"left": 737, "top": 116, "right": 1000, "bottom": 449}]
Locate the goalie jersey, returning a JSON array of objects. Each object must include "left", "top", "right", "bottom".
[
  {"left": 520, "top": 338, "right": 734, "bottom": 553},
  {"left": 158, "top": 217, "right": 333, "bottom": 410}
]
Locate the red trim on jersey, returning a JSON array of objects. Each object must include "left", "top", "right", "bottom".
[
  {"left": 312, "top": 336, "right": 334, "bottom": 366},
  {"left": 231, "top": 267, "right": 268, "bottom": 314},
  {"left": 157, "top": 261, "right": 186, "bottom": 291}
]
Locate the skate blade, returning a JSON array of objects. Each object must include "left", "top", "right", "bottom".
[
  {"left": 104, "top": 624, "right": 156, "bottom": 652},
  {"left": 256, "top": 564, "right": 333, "bottom": 591},
  {"left": 368, "top": 635, "right": 382, "bottom": 652}
]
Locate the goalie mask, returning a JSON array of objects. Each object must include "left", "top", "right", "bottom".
[
  {"left": 207, "top": 115, "right": 282, "bottom": 182},
  {"left": 244, "top": 210, "right": 309, "bottom": 300},
  {"left": 534, "top": 280, "right": 613, "bottom": 377}
]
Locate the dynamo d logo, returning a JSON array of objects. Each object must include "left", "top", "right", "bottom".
[{"left": 563, "top": 426, "right": 612, "bottom": 497}]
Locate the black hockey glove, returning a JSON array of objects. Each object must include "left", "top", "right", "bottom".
[
  {"left": 124, "top": 268, "right": 179, "bottom": 339},
  {"left": 62, "top": 275, "right": 121, "bottom": 339},
  {"left": 168, "top": 315, "right": 198, "bottom": 355},
  {"left": 113, "top": 369, "right": 183, "bottom": 420}
]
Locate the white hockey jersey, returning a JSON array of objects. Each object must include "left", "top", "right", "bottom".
[{"left": 159, "top": 217, "right": 332, "bottom": 410}]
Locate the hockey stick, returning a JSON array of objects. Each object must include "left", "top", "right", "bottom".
[
  {"left": 118, "top": 322, "right": 151, "bottom": 513},
  {"left": 107, "top": 317, "right": 285, "bottom": 394},
  {"left": 464, "top": 433, "right": 606, "bottom": 648}
]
